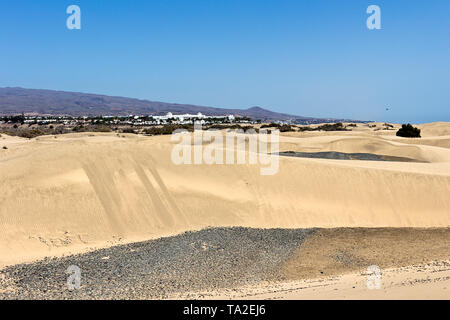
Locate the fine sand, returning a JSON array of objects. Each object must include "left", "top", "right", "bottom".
[
  {"left": 193, "top": 259, "right": 450, "bottom": 300},
  {"left": 0, "top": 122, "right": 449, "bottom": 299}
]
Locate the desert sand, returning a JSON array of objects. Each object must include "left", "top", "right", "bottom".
[
  {"left": 188, "top": 259, "right": 450, "bottom": 300},
  {"left": 0, "top": 122, "right": 449, "bottom": 299}
]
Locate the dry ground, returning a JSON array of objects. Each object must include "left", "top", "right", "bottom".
[{"left": 0, "top": 122, "right": 449, "bottom": 299}]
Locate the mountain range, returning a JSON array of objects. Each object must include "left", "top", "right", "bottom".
[{"left": 0, "top": 87, "right": 363, "bottom": 123}]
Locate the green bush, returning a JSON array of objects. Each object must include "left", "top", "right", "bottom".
[
  {"left": 279, "top": 125, "right": 295, "bottom": 132},
  {"left": 297, "top": 126, "right": 315, "bottom": 132},
  {"left": 143, "top": 124, "right": 194, "bottom": 135},
  {"left": 260, "top": 123, "right": 281, "bottom": 129},
  {"left": 317, "top": 122, "right": 348, "bottom": 131},
  {"left": 396, "top": 124, "right": 421, "bottom": 138}
]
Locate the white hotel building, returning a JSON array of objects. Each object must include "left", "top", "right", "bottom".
[{"left": 150, "top": 112, "right": 235, "bottom": 125}]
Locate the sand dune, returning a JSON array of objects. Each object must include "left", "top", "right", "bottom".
[
  {"left": 279, "top": 134, "right": 450, "bottom": 163},
  {"left": 418, "top": 122, "right": 450, "bottom": 137},
  {"left": 0, "top": 124, "right": 450, "bottom": 266}
]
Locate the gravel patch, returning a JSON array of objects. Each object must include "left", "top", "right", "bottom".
[{"left": 0, "top": 227, "right": 315, "bottom": 299}]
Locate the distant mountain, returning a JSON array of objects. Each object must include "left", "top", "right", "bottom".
[{"left": 0, "top": 87, "right": 364, "bottom": 123}]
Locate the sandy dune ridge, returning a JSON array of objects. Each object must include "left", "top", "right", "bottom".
[{"left": 0, "top": 122, "right": 450, "bottom": 268}]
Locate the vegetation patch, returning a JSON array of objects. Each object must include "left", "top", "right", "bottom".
[{"left": 396, "top": 124, "right": 421, "bottom": 138}]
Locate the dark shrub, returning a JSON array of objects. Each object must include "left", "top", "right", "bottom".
[
  {"left": 122, "top": 127, "right": 137, "bottom": 134},
  {"left": 17, "top": 129, "right": 46, "bottom": 139},
  {"left": 92, "top": 125, "right": 112, "bottom": 132},
  {"left": 297, "top": 126, "right": 315, "bottom": 132},
  {"left": 260, "top": 123, "right": 281, "bottom": 129},
  {"left": 143, "top": 125, "right": 193, "bottom": 135},
  {"left": 72, "top": 125, "right": 86, "bottom": 132},
  {"left": 396, "top": 124, "right": 421, "bottom": 138},
  {"left": 279, "top": 125, "right": 295, "bottom": 132},
  {"left": 260, "top": 123, "right": 295, "bottom": 132},
  {"left": 207, "top": 124, "right": 244, "bottom": 130},
  {"left": 317, "top": 122, "right": 348, "bottom": 131}
]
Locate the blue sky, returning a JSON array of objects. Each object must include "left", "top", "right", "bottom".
[{"left": 1, "top": 0, "right": 449, "bottom": 123}]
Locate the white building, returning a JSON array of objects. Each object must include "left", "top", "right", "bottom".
[{"left": 150, "top": 112, "right": 235, "bottom": 125}]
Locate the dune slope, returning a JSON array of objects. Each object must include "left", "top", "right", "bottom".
[{"left": 0, "top": 129, "right": 450, "bottom": 266}]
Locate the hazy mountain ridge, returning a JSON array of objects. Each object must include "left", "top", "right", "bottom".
[{"left": 0, "top": 87, "right": 362, "bottom": 123}]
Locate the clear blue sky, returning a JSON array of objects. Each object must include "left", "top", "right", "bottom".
[{"left": 1, "top": 0, "right": 449, "bottom": 123}]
